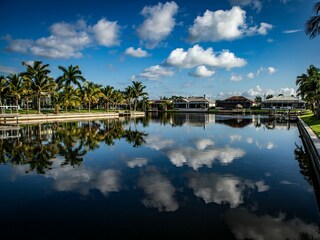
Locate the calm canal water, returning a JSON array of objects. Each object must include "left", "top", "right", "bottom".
[{"left": 0, "top": 113, "right": 319, "bottom": 239}]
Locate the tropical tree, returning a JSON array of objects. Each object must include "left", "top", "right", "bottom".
[
  {"left": 82, "top": 81, "right": 104, "bottom": 112},
  {"left": 296, "top": 65, "right": 320, "bottom": 116},
  {"left": 254, "top": 96, "right": 262, "bottom": 103},
  {"left": 7, "top": 73, "right": 24, "bottom": 112},
  {"left": 22, "top": 61, "right": 56, "bottom": 113},
  {"left": 0, "top": 75, "right": 8, "bottom": 108},
  {"left": 102, "top": 85, "right": 114, "bottom": 111},
  {"left": 266, "top": 94, "right": 273, "bottom": 99},
  {"left": 131, "top": 81, "right": 148, "bottom": 111},
  {"left": 305, "top": 2, "right": 320, "bottom": 39},
  {"left": 139, "top": 96, "right": 150, "bottom": 112},
  {"left": 124, "top": 86, "right": 134, "bottom": 111},
  {"left": 56, "top": 65, "right": 85, "bottom": 89}
]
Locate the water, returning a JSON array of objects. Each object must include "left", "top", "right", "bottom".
[{"left": 0, "top": 113, "right": 319, "bottom": 239}]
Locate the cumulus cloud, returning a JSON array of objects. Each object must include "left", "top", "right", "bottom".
[
  {"left": 92, "top": 18, "right": 120, "bottom": 47},
  {"left": 226, "top": 208, "right": 319, "bottom": 240},
  {"left": 124, "top": 47, "right": 149, "bottom": 58},
  {"left": 230, "top": 73, "right": 243, "bottom": 82},
  {"left": 267, "top": 66, "right": 277, "bottom": 74},
  {"left": 45, "top": 161, "right": 121, "bottom": 196},
  {"left": 137, "top": 1, "right": 178, "bottom": 49},
  {"left": 133, "top": 65, "right": 174, "bottom": 80},
  {"left": 188, "top": 65, "right": 215, "bottom": 78},
  {"left": 247, "top": 72, "right": 255, "bottom": 79},
  {"left": 166, "top": 44, "right": 247, "bottom": 69},
  {"left": 188, "top": 173, "right": 269, "bottom": 208},
  {"left": 245, "top": 85, "right": 296, "bottom": 98},
  {"left": 230, "top": 0, "right": 262, "bottom": 12},
  {"left": 127, "top": 158, "right": 148, "bottom": 168},
  {"left": 138, "top": 167, "right": 178, "bottom": 212},
  {"left": 4, "top": 19, "right": 120, "bottom": 59},
  {"left": 188, "top": 6, "right": 272, "bottom": 42},
  {"left": 193, "top": 139, "right": 215, "bottom": 150},
  {"left": 167, "top": 145, "right": 245, "bottom": 170},
  {"left": 145, "top": 135, "right": 174, "bottom": 150}
]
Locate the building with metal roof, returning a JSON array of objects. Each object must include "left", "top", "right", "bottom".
[
  {"left": 261, "top": 96, "right": 305, "bottom": 109},
  {"left": 173, "top": 96, "right": 215, "bottom": 112}
]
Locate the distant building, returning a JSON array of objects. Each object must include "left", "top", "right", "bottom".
[
  {"left": 173, "top": 96, "right": 215, "bottom": 112},
  {"left": 216, "top": 96, "right": 254, "bottom": 109},
  {"left": 148, "top": 99, "right": 173, "bottom": 111},
  {"left": 260, "top": 96, "right": 305, "bottom": 109}
]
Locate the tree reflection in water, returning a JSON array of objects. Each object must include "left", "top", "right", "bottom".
[{"left": 0, "top": 119, "right": 147, "bottom": 174}]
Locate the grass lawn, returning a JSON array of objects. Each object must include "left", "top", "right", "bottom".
[{"left": 300, "top": 110, "right": 320, "bottom": 137}]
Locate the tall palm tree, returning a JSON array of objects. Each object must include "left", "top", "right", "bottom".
[
  {"left": 296, "top": 65, "right": 320, "bottom": 116},
  {"left": 7, "top": 73, "right": 24, "bottom": 112},
  {"left": 56, "top": 65, "right": 86, "bottom": 89},
  {"left": 82, "top": 81, "right": 104, "bottom": 112},
  {"left": 306, "top": 2, "right": 320, "bottom": 39},
  {"left": 22, "top": 61, "right": 56, "bottom": 113},
  {"left": 0, "top": 75, "right": 8, "bottom": 109},
  {"left": 102, "top": 85, "right": 114, "bottom": 111},
  {"left": 131, "top": 81, "right": 148, "bottom": 111},
  {"left": 124, "top": 86, "right": 134, "bottom": 111}
]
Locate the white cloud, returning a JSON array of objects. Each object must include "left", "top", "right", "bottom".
[
  {"left": 188, "top": 65, "right": 215, "bottom": 78},
  {"left": 45, "top": 160, "right": 121, "bottom": 196},
  {"left": 0, "top": 65, "right": 16, "bottom": 74},
  {"left": 124, "top": 47, "right": 149, "bottom": 58},
  {"left": 5, "top": 19, "right": 120, "bottom": 59},
  {"left": 167, "top": 145, "right": 245, "bottom": 170},
  {"left": 138, "top": 167, "right": 178, "bottom": 212},
  {"left": 226, "top": 208, "right": 319, "bottom": 240},
  {"left": 230, "top": 135, "right": 242, "bottom": 142},
  {"left": 127, "top": 158, "right": 148, "bottom": 168},
  {"left": 145, "top": 135, "right": 174, "bottom": 150},
  {"left": 267, "top": 66, "right": 277, "bottom": 74},
  {"left": 283, "top": 29, "right": 302, "bottom": 34},
  {"left": 188, "top": 6, "right": 272, "bottom": 42},
  {"left": 92, "top": 18, "right": 120, "bottom": 47},
  {"left": 244, "top": 85, "right": 296, "bottom": 98},
  {"left": 267, "top": 38, "right": 274, "bottom": 43},
  {"left": 194, "top": 139, "right": 215, "bottom": 150},
  {"left": 247, "top": 72, "right": 255, "bottom": 79},
  {"left": 133, "top": 65, "right": 174, "bottom": 80},
  {"left": 137, "top": 1, "right": 178, "bottom": 49},
  {"left": 230, "top": 0, "right": 262, "bottom": 12},
  {"left": 166, "top": 44, "right": 247, "bottom": 69},
  {"left": 188, "top": 173, "right": 269, "bottom": 208},
  {"left": 230, "top": 73, "right": 243, "bottom": 82}
]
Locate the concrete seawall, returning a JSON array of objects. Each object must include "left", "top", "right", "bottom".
[
  {"left": 0, "top": 112, "right": 145, "bottom": 124},
  {"left": 297, "top": 117, "right": 320, "bottom": 187}
]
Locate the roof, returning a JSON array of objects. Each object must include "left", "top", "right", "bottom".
[
  {"left": 175, "top": 97, "right": 215, "bottom": 103},
  {"left": 221, "top": 96, "right": 254, "bottom": 103},
  {"left": 264, "top": 96, "right": 305, "bottom": 102}
]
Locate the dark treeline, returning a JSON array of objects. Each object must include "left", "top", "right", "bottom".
[{"left": 0, "top": 61, "right": 148, "bottom": 114}]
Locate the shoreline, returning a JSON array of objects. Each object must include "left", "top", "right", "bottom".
[{"left": 0, "top": 111, "right": 145, "bottom": 124}]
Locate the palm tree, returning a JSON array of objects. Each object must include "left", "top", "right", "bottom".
[
  {"left": 124, "top": 86, "right": 134, "bottom": 111},
  {"left": 0, "top": 75, "right": 8, "bottom": 109},
  {"left": 82, "top": 81, "right": 104, "bottom": 112},
  {"left": 296, "top": 65, "right": 320, "bottom": 116},
  {"left": 131, "top": 81, "right": 148, "bottom": 111},
  {"left": 140, "top": 96, "right": 150, "bottom": 112},
  {"left": 22, "top": 61, "right": 56, "bottom": 113},
  {"left": 305, "top": 2, "right": 320, "bottom": 39},
  {"left": 56, "top": 65, "right": 85, "bottom": 89},
  {"left": 7, "top": 73, "right": 24, "bottom": 112},
  {"left": 102, "top": 85, "right": 114, "bottom": 111}
]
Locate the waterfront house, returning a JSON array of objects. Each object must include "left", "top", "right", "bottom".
[
  {"left": 216, "top": 96, "right": 254, "bottom": 109},
  {"left": 173, "top": 96, "right": 215, "bottom": 112},
  {"left": 260, "top": 96, "right": 305, "bottom": 109}
]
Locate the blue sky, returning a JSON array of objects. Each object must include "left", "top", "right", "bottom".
[{"left": 0, "top": 0, "right": 318, "bottom": 99}]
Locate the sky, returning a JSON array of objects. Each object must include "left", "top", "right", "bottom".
[{"left": 0, "top": 0, "right": 319, "bottom": 100}]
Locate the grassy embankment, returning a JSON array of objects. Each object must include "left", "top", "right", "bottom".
[{"left": 301, "top": 110, "right": 320, "bottom": 137}]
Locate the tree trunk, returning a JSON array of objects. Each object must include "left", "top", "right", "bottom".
[
  {"left": 26, "top": 98, "right": 29, "bottom": 114},
  {"left": 56, "top": 104, "right": 60, "bottom": 114},
  {"left": 88, "top": 101, "right": 91, "bottom": 112},
  {"left": 317, "top": 100, "right": 320, "bottom": 119},
  {"left": 134, "top": 98, "right": 137, "bottom": 111},
  {"left": 65, "top": 105, "right": 67, "bottom": 113},
  {"left": 16, "top": 98, "right": 19, "bottom": 113},
  {"left": 37, "top": 96, "right": 41, "bottom": 114}
]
